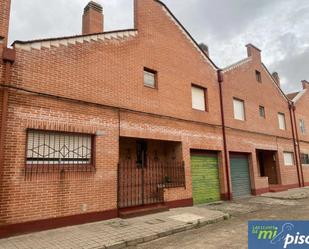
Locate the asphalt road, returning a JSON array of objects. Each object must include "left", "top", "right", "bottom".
[{"left": 132, "top": 198, "right": 309, "bottom": 249}]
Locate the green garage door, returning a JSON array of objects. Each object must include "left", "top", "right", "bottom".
[
  {"left": 230, "top": 154, "right": 251, "bottom": 197},
  {"left": 191, "top": 154, "right": 220, "bottom": 204}
]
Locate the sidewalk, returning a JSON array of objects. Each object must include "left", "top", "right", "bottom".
[
  {"left": 262, "top": 186, "right": 309, "bottom": 200},
  {"left": 0, "top": 207, "right": 228, "bottom": 249}
]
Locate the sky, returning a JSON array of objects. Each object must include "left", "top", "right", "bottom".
[{"left": 8, "top": 0, "right": 309, "bottom": 93}]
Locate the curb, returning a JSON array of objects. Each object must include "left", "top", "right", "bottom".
[{"left": 104, "top": 214, "right": 230, "bottom": 249}]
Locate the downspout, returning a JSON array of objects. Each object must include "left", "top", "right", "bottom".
[
  {"left": 0, "top": 48, "right": 15, "bottom": 214},
  {"left": 217, "top": 69, "right": 231, "bottom": 200},
  {"left": 288, "top": 103, "right": 302, "bottom": 187},
  {"left": 292, "top": 104, "right": 305, "bottom": 186}
]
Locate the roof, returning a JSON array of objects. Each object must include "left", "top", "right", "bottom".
[
  {"left": 288, "top": 89, "right": 307, "bottom": 103},
  {"left": 222, "top": 57, "right": 252, "bottom": 72},
  {"left": 287, "top": 91, "right": 300, "bottom": 100},
  {"left": 12, "top": 29, "right": 138, "bottom": 51}
]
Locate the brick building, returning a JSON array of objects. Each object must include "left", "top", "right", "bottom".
[
  {"left": 287, "top": 80, "right": 309, "bottom": 186},
  {"left": 0, "top": 0, "right": 306, "bottom": 237}
]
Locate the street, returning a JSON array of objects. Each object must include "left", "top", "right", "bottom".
[{"left": 134, "top": 198, "right": 309, "bottom": 249}]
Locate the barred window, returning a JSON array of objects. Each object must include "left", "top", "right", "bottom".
[{"left": 26, "top": 130, "right": 93, "bottom": 165}]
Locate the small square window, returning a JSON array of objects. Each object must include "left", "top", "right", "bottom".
[
  {"left": 144, "top": 68, "right": 157, "bottom": 88},
  {"left": 300, "top": 119, "right": 306, "bottom": 134},
  {"left": 233, "top": 98, "right": 245, "bottom": 121},
  {"left": 191, "top": 85, "right": 207, "bottom": 111},
  {"left": 301, "top": 153, "right": 309, "bottom": 165},
  {"left": 256, "top": 70, "right": 262, "bottom": 82},
  {"left": 283, "top": 152, "right": 294, "bottom": 166},
  {"left": 259, "top": 106, "right": 265, "bottom": 118},
  {"left": 278, "top": 113, "right": 286, "bottom": 130}
]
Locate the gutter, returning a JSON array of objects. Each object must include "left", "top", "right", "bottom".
[
  {"left": 217, "top": 69, "right": 231, "bottom": 200},
  {"left": 288, "top": 103, "right": 302, "bottom": 187},
  {"left": 0, "top": 48, "right": 16, "bottom": 218},
  {"left": 292, "top": 105, "right": 305, "bottom": 186}
]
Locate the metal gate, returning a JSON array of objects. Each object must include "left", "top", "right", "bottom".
[{"left": 117, "top": 158, "right": 185, "bottom": 208}]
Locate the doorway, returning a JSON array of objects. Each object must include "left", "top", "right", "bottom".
[{"left": 257, "top": 150, "right": 279, "bottom": 184}]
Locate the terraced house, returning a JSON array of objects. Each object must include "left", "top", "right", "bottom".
[{"left": 0, "top": 0, "right": 307, "bottom": 238}]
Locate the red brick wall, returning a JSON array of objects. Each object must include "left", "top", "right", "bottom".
[
  {"left": 293, "top": 90, "right": 309, "bottom": 184},
  {"left": 1, "top": 0, "right": 227, "bottom": 225},
  {"left": 223, "top": 47, "right": 299, "bottom": 191},
  {"left": 0, "top": 0, "right": 11, "bottom": 46}
]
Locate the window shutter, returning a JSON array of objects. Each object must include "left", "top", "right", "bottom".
[
  {"left": 283, "top": 152, "right": 294, "bottom": 166},
  {"left": 278, "top": 113, "right": 286, "bottom": 130},
  {"left": 192, "top": 86, "right": 206, "bottom": 111},
  {"left": 233, "top": 99, "right": 245, "bottom": 120}
]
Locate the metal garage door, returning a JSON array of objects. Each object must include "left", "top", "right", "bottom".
[
  {"left": 191, "top": 154, "right": 221, "bottom": 204},
  {"left": 230, "top": 154, "right": 251, "bottom": 197}
]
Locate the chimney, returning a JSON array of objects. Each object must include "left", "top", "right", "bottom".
[
  {"left": 246, "top": 43, "right": 261, "bottom": 61},
  {"left": 199, "top": 43, "right": 209, "bottom": 56},
  {"left": 272, "top": 72, "right": 280, "bottom": 87},
  {"left": 82, "top": 1, "right": 104, "bottom": 35},
  {"left": 302, "top": 80, "right": 309, "bottom": 90},
  {"left": 0, "top": 0, "right": 11, "bottom": 47}
]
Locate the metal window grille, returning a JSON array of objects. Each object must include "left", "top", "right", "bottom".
[{"left": 25, "top": 129, "right": 94, "bottom": 173}]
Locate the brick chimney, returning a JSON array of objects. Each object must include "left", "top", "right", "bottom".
[
  {"left": 246, "top": 43, "right": 261, "bottom": 61},
  {"left": 0, "top": 0, "right": 11, "bottom": 47},
  {"left": 199, "top": 43, "right": 209, "bottom": 56},
  {"left": 82, "top": 1, "right": 104, "bottom": 35},
  {"left": 272, "top": 72, "right": 280, "bottom": 87},
  {"left": 302, "top": 80, "right": 309, "bottom": 90}
]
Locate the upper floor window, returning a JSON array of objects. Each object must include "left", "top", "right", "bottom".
[
  {"left": 278, "top": 113, "right": 286, "bottom": 130},
  {"left": 301, "top": 153, "right": 309, "bottom": 165},
  {"left": 283, "top": 152, "right": 294, "bottom": 166},
  {"left": 26, "top": 130, "right": 93, "bottom": 166},
  {"left": 144, "top": 68, "right": 157, "bottom": 88},
  {"left": 256, "top": 70, "right": 262, "bottom": 82},
  {"left": 300, "top": 119, "right": 306, "bottom": 134},
  {"left": 233, "top": 98, "right": 245, "bottom": 121},
  {"left": 191, "top": 85, "right": 207, "bottom": 111},
  {"left": 259, "top": 106, "right": 265, "bottom": 118}
]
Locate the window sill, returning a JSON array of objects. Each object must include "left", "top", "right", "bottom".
[
  {"left": 144, "top": 84, "right": 157, "bottom": 89},
  {"left": 192, "top": 108, "right": 207, "bottom": 113},
  {"left": 25, "top": 164, "right": 96, "bottom": 174}
]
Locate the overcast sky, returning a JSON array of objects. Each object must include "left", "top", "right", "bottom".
[{"left": 8, "top": 0, "right": 309, "bottom": 93}]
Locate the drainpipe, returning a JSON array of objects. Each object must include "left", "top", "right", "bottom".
[
  {"left": 292, "top": 104, "right": 305, "bottom": 187},
  {"left": 0, "top": 48, "right": 15, "bottom": 213},
  {"left": 288, "top": 103, "right": 302, "bottom": 187},
  {"left": 217, "top": 69, "right": 231, "bottom": 200}
]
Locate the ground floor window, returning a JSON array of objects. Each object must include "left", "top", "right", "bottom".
[
  {"left": 26, "top": 129, "right": 93, "bottom": 166},
  {"left": 283, "top": 152, "right": 294, "bottom": 166}
]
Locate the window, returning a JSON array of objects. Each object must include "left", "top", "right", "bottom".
[
  {"left": 259, "top": 106, "right": 265, "bottom": 118},
  {"left": 301, "top": 153, "right": 309, "bottom": 165},
  {"left": 26, "top": 130, "right": 93, "bottom": 165},
  {"left": 144, "top": 68, "right": 157, "bottom": 88},
  {"left": 300, "top": 119, "right": 306, "bottom": 134},
  {"left": 191, "top": 85, "right": 207, "bottom": 111},
  {"left": 233, "top": 98, "right": 245, "bottom": 121},
  {"left": 256, "top": 70, "right": 262, "bottom": 82},
  {"left": 283, "top": 152, "right": 294, "bottom": 166},
  {"left": 278, "top": 113, "right": 286, "bottom": 130}
]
